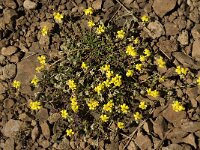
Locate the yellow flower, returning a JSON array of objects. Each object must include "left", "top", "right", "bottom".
[
  {"left": 83, "top": 7, "right": 93, "bottom": 15},
  {"left": 134, "top": 37, "right": 139, "bottom": 44},
  {"left": 133, "top": 112, "right": 143, "bottom": 121},
  {"left": 126, "top": 69, "right": 134, "bottom": 77},
  {"left": 31, "top": 75, "right": 39, "bottom": 86},
  {"left": 175, "top": 66, "right": 188, "bottom": 75},
  {"left": 103, "top": 79, "right": 111, "bottom": 87},
  {"left": 35, "top": 65, "right": 45, "bottom": 73},
  {"left": 140, "top": 55, "right": 146, "bottom": 62},
  {"left": 66, "top": 129, "right": 74, "bottom": 137},
  {"left": 12, "top": 80, "right": 21, "bottom": 89},
  {"left": 71, "top": 101, "right": 79, "bottom": 112},
  {"left": 120, "top": 103, "right": 129, "bottom": 114},
  {"left": 197, "top": 77, "right": 200, "bottom": 85},
  {"left": 60, "top": 110, "right": 68, "bottom": 119},
  {"left": 141, "top": 15, "right": 149, "bottom": 23},
  {"left": 94, "top": 83, "right": 104, "bottom": 95},
  {"left": 81, "top": 62, "right": 88, "bottom": 70},
  {"left": 96, "top": 25, "right": 105, "bottom": 34},
  {"left": 87, "top": 99, "right": 99, "bottom": 110},
  {"left": 41, "top": 26, "right": 48, "bottom": 36},
  {"left": 126, "top": 45, "right": 137, "bottom": 57},
  {"left": 159, "top": 76, "right": 165, "bottom": 82},
  {"left": 135, "top": 64, "right": 142, "bottom": 71},
  {"left": 88, "top": 20, "right": 95, "bottom": 28},
  {"left": 106, "top": 70, "right": 113, "bottom": 79},
  {"left": 117, "top": 122, "right": 125, "bottom": 129},
  {"left": 29, "top": 101, "right": 42, "bottom": 110},
  {"left": 139, "top": 101, "right": 147, "bottom": 110},
  {"left": 100, "top": 64, "right": 110, "bottom": 73},
  {"left": 110, "top": 74, "right": 122, "bottom": 87},
  {"left": 116, "top": 30, "right": 125, "bottom": 39},
  {"left": 100, "top": 114, "right": 109, "bottom": 122},
  {"left": 147, "top": 88, "right": 159, "bottom": 97},
  {"left": 181, "top": 68, "right": 188, "bottom": 75},
  {"left": 172, "top": 101, "right": 185, "bottom": 112},
  {"left": 103, "top": 100, "right": 114, "bottom": 112},
  {"left": 37, "top": 55, "right": 46, "bottom": 65},
  {"left": 53, "top": 12, "right": 64, "bottom": 23},
  {"left": 67, "top": 79, "right": 76, "bottom": 90},
  {"left": 156, "top": 56, "right": 166, "bottom": 68},
  {"left": 143, "top": 49, "right": 151, "bottom": 57}
]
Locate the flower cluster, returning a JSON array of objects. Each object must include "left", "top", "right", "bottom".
[
  {"left": 29, "top": 101, "right": 42, "bottom": 110},
  {"left": 147, "top": 88, "right": 159, "bottom": 98},
  {"left": 70, "top": 96, "right": 79, "bottom": 113},
  {"left": 175, "top": 66, "right": 188, "bottom": 76},
  {"left": 172, "top": 101, "right": 185, "bottom": 112}
]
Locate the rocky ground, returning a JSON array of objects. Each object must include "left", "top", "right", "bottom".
[{"left": 0, "top": 0, "right": 200, "bottom": 149}]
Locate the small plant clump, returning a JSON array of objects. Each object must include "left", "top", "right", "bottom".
[{"left": 11, "top": 7, "right": 199, "bottom": 139}]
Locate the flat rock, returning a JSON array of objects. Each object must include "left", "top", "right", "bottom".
[
  {"left": 134, "top": 132, "right": 152, "bottom": 149},
  {"left": 2, "top": 119, "right": 22, "bottom": 138},
  {"left": 145, "top": 21, "right": 165, "bottom": 39},
  {"left": 0, "top": 55, "right": 6, "bottom": 65},
  {"left": 15, "top": 55, "right": 38, "bottom": 95},
  {"left": 191, "top": 24, "right": 200, "bottom": 39},
  {"left": 157, "top": 39, "right": 177, "bottom": 58},
  {"left": 178, "top": 30, "right": 188, "bottom": 45},
  {"left": 1, "top": 46, "right": 18, "bottom": 56},
  {"left": 153, "top": 116, "right": 168, "bottom": 139},
  {"left": 153, "top": 0, "right": 177, "bottom": 17},
  {"left": 180, "top": 121, "right": 200, "bottom": 133},
  {"left": 172, "top": 52, "right": 200, "bottom": 69},
  {"left": 192, "top": 39, "right": 200, "bottom": 61},
  {"left": 182, "top": 133, "right": 197, "bottom": 149},
  {"left": 164, "top": 22, "right": 179, "bottom": 36},
  {"left": 23, "top": 0, "right": 37, "bottom": 10},
  {"left": 36, "top": 108, "right": 49, "bottom": 123},
  {"left": 40, "top": 122, "right": 50, "bottom": 139},
  {"left": 48, "top": 113, "right": 61, "bottom": 124},
  {"left": 162, "top": 104, "right": 186, "bottom": 126},
  {"left": 0, "top": 63, "right": 16, "bottom": 80}
]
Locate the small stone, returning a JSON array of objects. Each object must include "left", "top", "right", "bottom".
[
  {"left": 189, "top": 8, "right": 199, "bottom": 23},
  {"left": 23, "top": 0, "right": 37, "bottom": 10},
  {"left": 180, "top": 121, "right": 200, "bottom": 133},
  {"left": 2, "top": 119, "right": 22, "bottom": 138},
  {"left": 192, "top": 39, "right": 200, "bottom": 61},
  {"left": 4, "top": 138, "right": 14, "bottom": 150},
  {"left": 145, "top": 21, "right": 165, "bottom": 39},
  {"left": 153, "top": 116, "right": 168, "bottom": 139},
  {"left": 3, "top": 0, "right": 17, "bottom": 9},
  {"left": 1, "top": 46, "right": 18, "bottom": 56},
  {"left": 40, "top": 122, "right": 50, "bottom": 139},
  {"left": 41, "top": 140, "right": 50, "bottom": 148},
  {"left": 183, "top": 133, "right": 197, "bottom": 149},
  {"left": 134, "top": 132, "right": 152, "bottom": 149},
  {"left": 3, "top": 98, "right": 14, "bottom": 108},
  {"left": 153, "top": 0, "right": 177, "bottom": 17},
  {"left": 92, "top": 0, "right": 102, "bottom": 10},
  {"left": 0, "top": 82, "right": 6, "bottom": 94},
  {"left": 0, "top": 63, "right": 17, "bottom": 80},
  {"left": 36, "top": 108, "right": 49, "bottom": 123},
  {"left": 19, "top": 113, "right": 32, "bottom": 122},
  {"left": 157, "top": 39, "right": 177, "bottom": 58},
  {"left": 31, "top": 126, "right": 39, "bottom": 142},
  {"left": 0, "top": 55, "right": 6, "bottom": 65},
  {"left": 191, "top": 24, "right": 200, "bottom": 39},
  {"left": 178, "top": 30, "right": 188, "bottom": 45},
  {"left": 3, "top": 9, "right": 17, "bottom": 24},
  {"left": 164, "top": 22, "right": 179, "bottom": 36}
]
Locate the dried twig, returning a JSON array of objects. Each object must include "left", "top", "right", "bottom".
[{"left": 115, "top": 0, "right": 138, "bottom": 22}]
